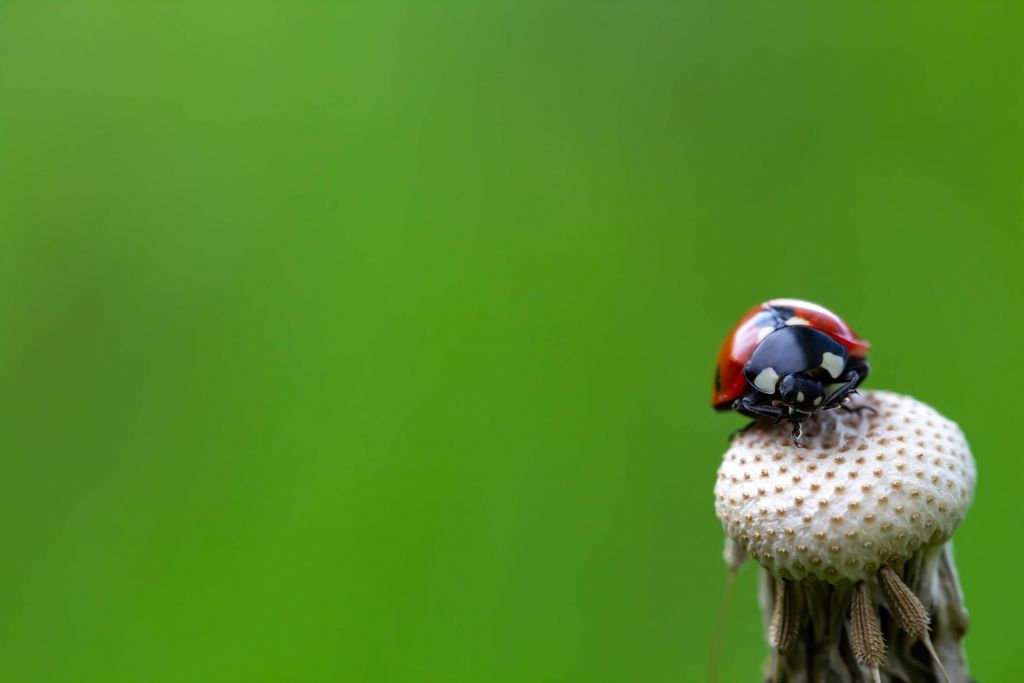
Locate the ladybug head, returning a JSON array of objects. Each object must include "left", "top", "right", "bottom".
[{"left": 779, "top": 374, "right": 825, "bottom": 413}]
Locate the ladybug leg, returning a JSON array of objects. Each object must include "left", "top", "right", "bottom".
[
  {"left": 822, "top": 357, "right": 871, "bottom": 411},
  {"left": 733, "top": 395, "right": 786, "bottom": 428},
  {"left": 848, "top": 356, "right": 871, "bottom": 384},
  {"left": 735, "top": 394, "right": 788, "bottom": 421},
  {"left": 734, "top": 395, "right": 807, "bottom": 446},
  {"left": 822, "top": 370, "right": 862, "bottom": 410}
]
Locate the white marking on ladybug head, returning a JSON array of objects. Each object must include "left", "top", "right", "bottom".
[
  {"left": 786, "top": 315, "right": 810, "bottom": 326},
  {"left": 756, "top": 326, "right": 774, "bottom": 343},
  {"left": 821, "top": 351, "right": 844, "bottom": 379},
  {"left": 814, "top": 395, "right": 822, "bottom": 406},
  {"left": 753, "top": 367, "right": 780, "bottom": 393},
  {"left": 796, "top": 391, "right": 805, "bottom": 403}
]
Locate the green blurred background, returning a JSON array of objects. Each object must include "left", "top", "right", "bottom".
[{"left": 0, "top": 2, "right": 1021, "bottom": 681}]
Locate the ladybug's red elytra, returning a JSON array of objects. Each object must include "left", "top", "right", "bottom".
[{"left": 713, "top": 299, "right": 871, "bottom": 443}]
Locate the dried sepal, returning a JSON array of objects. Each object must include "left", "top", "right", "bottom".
[
  {"left": 723, "top": 536, "right": 745, "bottom": 572},
  {"left": 769, "top": 579, "right": 801, "bottom": 653},
  {"left": 878, "top": 565, "right": 929, "bottom": 637},
  {"left": 849, "top": 581, "right": 885, "bottom": 681},
  {"left": 877, "top": 565, "right": 952, "bottom": 683}
]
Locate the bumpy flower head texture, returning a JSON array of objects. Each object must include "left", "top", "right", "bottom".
[{"left": 714, "top": 391, "right": 975, "bottom": 583}]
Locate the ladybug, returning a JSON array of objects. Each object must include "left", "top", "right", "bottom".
[{"left": 712, "top": 299, "right": 871, "bottom": 442}]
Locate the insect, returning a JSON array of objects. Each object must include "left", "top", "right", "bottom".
[{"left": 712, "top": 299, "right": 871, "bottom": 443}]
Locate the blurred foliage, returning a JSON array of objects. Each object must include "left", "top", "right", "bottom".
[{"left": 0, "top": 2, "right": 1021, "bottom": 681}]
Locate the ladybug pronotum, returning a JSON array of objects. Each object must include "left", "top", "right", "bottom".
[{"left": 713, "top": 299, "right": 871, "bottom": 443}]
